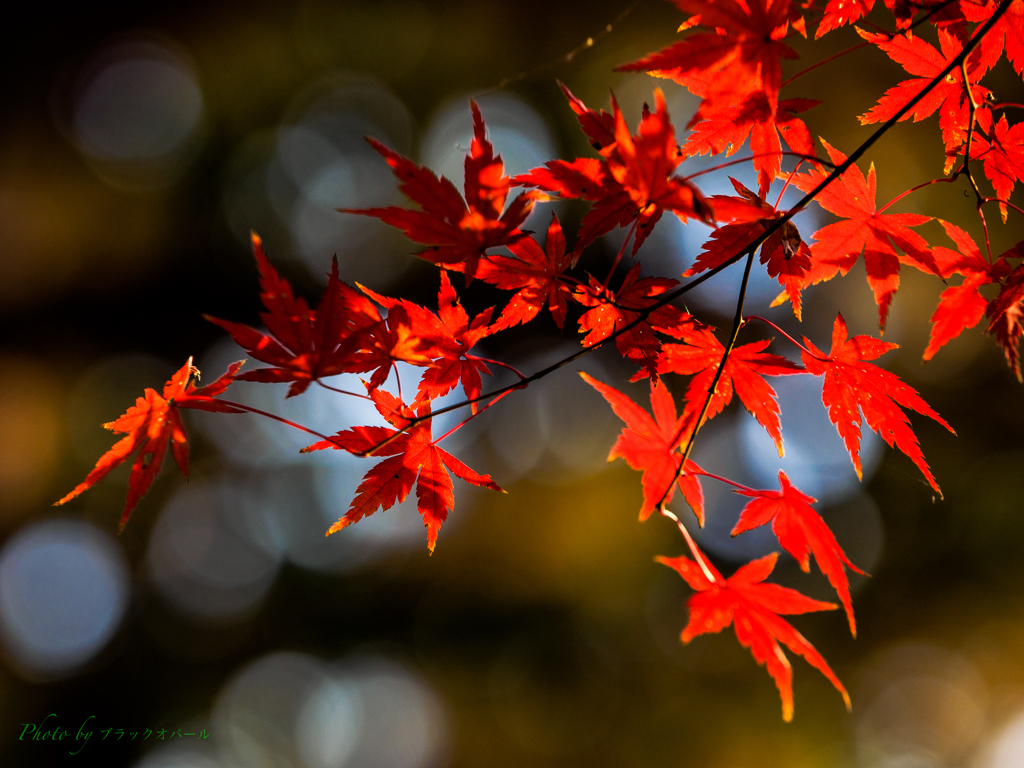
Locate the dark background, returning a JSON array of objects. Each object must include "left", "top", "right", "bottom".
[{"left": 1, "top": 1, "right": 1023, "bottom": 767}]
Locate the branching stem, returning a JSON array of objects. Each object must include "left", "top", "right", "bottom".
[
  {"left": 656, "top": 250, "right": 756, "bottom": 511},
  {"left": 350, "top": 0, "right": 1014, "bottom": 461},
  {"left": 983, "top": 197, "right": 1024, "bottom": 218}
]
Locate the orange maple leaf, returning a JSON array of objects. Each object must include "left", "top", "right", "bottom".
[
  {"left": 343, "top": 101, "right": 539, "bottom": 282},
  {"left": 654, "top": 326, "right": 804, "bottom": 457},
  {"left": 302, "top": 388, "right": 502, "bottom": 552},
  {"left": 55, "top": 358, "right": 244, "bottom": 530},
  {"left": 790, "top": 140, "right": 940, "bottom": 332},
  {"left": 802, "top": 313, "right": 954, "bottom": 495},
  {"left": 514, "top": 88, "right": 715, "bottom": 255},
  {"left": 207, "top": 233, "right": 386, "bottom": 397},
  {"left": 659, "top": 546, "right": 850, "bottom": 722},
  {"left": 476, "top": 212, "right": 577, "bottom": 330},
  {"left": 732, "top": 470, "right": 867, "bottom": 635},
  {"left": 581, "top": 372, "right": 705, "bottom": 523}
]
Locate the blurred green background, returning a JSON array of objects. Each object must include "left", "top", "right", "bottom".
[{"left": 1, "top": 1, "right": 1023, "bottom": 766}]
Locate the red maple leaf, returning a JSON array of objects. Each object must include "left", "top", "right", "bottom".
[
  {"left": 987, "top": 261, "right": 1024, "bottom": 381},
  {"left": 858, "top": 27, "right": 991, "bottom": 157},
  {"left": 618, "top": 0, "right": 818, "bottom": 197},
  {"left": 616, "top": 0, "right": 803, "bottom": 119},
  {"left": 514, "top": 89, "right": 714, "bottom": 255},
  {"left": 581, "top": 373, "right": 705, "bottom": 523},
  {"left": 654, "top": 327, "right": 804, "bottom": 457},
  {"left": 682, "top": 94, "right": 819, "bottom": 198},
  {"left": 801, "top": 313, "right": 955, "bottom": 495},
  {"left": 55, "top": 358, "right": 245, "bottom": 530},
  {"left": 360, "top": 273, "right": 495, "bottom": 412},
  {"left": 685, "top": 178, "right": 813, "bottom": 318},
  {"left": 658, "top": 547, "right": 850, "bottom": 722},
  {"left": 815, "top": 0, "right": 920, "bottom": 38},
  {"left": 576, "top": 263, "right": 695, "bottom": 376},
  {"left": 732, "top": 470, "right": 867, "bottom": 635},
  {"left": 968, "top": 115, "right": 1024, "bottom": 222},
  {"left": 303, "top": 388, "right": 502, "bottom": 552},
  {"left": 476, "top": 212, "right": 576, "bottom": 330},
  {"left": 924, "top": 220, "right": 1011, "bottom": 361},
  {"left": 206, "top": 232, "right": 391, "bottom": 396},
  {"left": 790, "top": 140, "right": 939, "bottom": 332},
  {"left": 816, "top": 0, "right": 876, "bottom": 37},
  {"left": 343, "top": 101, "right": 539, "bottom": 281},
  {"left": 558, "top": 81, "right": 617, "bottom": 151},
  {"left": 962, "top": 0, "right": 1024, "bottom": 79}
]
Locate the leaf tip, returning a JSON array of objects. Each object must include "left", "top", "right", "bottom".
[{"left": 326, "top": 518, "right": 349, "bottom": 537}]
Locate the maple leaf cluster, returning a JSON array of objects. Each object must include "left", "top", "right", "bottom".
[{"left": 58, "top": 0, "right": 1024, "bottom": 724}]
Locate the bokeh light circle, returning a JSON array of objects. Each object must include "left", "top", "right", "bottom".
[
  {"left": 0, "top": 518, "right": 129, "bottom": 677},
  {"left": 71, "top": 40, "right": 205, "bottom": 189},
  {"left": 146, "top": 480, "right": 283, "bottom": 621},
  {"left": 213, "top": 651, "right": 447, "bottom": 768}
]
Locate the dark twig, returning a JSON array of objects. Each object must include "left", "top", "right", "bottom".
[
  {"left": 353, "top": 0, "right": 1014, "bottom": 460},
  {"left": 655, "top": 250, "right": 756, "bottom": 512}
]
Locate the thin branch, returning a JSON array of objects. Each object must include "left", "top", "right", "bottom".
[
  {"left": 473, "top": 0, "right": 645, "bottom": 97},
  {"left": 959, "top": 55, "right": 995, "bottom": 261},
  {"left": 744, "top": 315, "right": 829, "bottom": 361},
  {"left": 773, "top": 159, "right": 805, "bottom": 209},
  {"left": 877, "top": 175, "right": 957, "bottom": 213},
  {"left": 316, "top": 380, "right": 372, "bottom": 400},
  {"left": 656, "top": 250, "right": 757, "bottom": 512},
  {"left": 960, "top": 57, "right": 986, "bottom": 206},
  {"left": 689, "top": 468, "right": 757, "bottom": 493},
  {"left": 214, "top": 400, "right": 344, "bottom": 448},
  {"left": 982, "top": 197, "right": 1024, "bottom": 218},
  {"left": 466, "top": 355, "right": 527, "bottom": 379},
  {"left": 352, "top": 0, "right": 1014, "bottom": 460},
  {"left": 604, "top": 216, "right": 640, "bottom": 290},
  {"left": 681, "top": 151, "right": 833, "bottom": 181},
  {"left": 432, "top": 388, "right": 516, "bottom": 445},
  {"left": 781, "top": 42, "right": 870, "bottom": 87},
  {"left": 392, "top": 362, "right": 403, "bottom": 402},
  {"left": 660, "top": 508, "right": 719, "bottom": 584}
]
